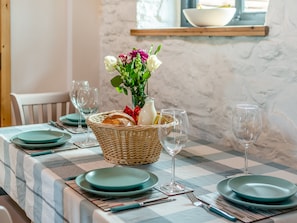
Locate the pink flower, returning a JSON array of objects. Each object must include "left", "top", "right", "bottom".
[
  {"left": 129, "top": 49, "right": 149, "bottom": 63},
  {"left": 118, "top": 54, "right": 128, "bottom": 65}
]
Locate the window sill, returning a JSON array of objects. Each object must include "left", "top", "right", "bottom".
[{"left": 130, "top": 25, "right": 269, "bottom": 37}]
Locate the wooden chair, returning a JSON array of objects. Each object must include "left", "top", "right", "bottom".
[
  {"left": 10, "top": 92, "right": 75, "bottom": 125},
  {"left": 0, "top": 195, "right": 31, "bottom": 223}
]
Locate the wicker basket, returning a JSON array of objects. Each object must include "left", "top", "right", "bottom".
[{"left": 87, "top": 110, "right": 166, "bottom": 165}]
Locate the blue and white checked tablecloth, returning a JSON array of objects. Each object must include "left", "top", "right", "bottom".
[{"left": 1, "top": 123, "right": 297, "bottom": 223}]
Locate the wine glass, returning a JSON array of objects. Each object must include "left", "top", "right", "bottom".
[
  {"left": 158, "top": 108, "right": 189, "bottom": 195},
  {"left": 76, "top": 87, "right": 99, "bottom": 147},
  {"left": 232, "top": 104, "right": 262, "bottom": 175},
  {"left": 69, "top": 80, "right": 89, "bottom": 132}
]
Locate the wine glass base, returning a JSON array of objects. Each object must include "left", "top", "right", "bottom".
[
  {"left": 75, "top": 126, "right": 87, "bottom": 133},
  {"left": 75, "top": 138, "right": 99, "bottom": 148},
  {"left": 159, "top": 182, "right": 185, "bottom": 196},
  {"left": 226, "top": 172, "right": 252, "bottom": 179}
]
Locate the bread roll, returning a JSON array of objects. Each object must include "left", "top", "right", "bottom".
[{"left": 102, "top": 112, "right": 136, "bottom": 126}]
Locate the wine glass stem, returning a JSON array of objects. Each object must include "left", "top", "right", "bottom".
[
  {"left": 84, "top": 126, "right": 91, "bottom": 144},
  {"left": 78, "top": 112, "right": 83, "bottom": 130},
  {"left": 171, "top": 155, "right": 176, "bottom": 187},
  {"left": 244, "top": 144, "right": 249, "bottom": 174}
]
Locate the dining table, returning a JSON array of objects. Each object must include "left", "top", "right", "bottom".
[{"left": 1, "top": 123, "right": 297, "bottom": 223}]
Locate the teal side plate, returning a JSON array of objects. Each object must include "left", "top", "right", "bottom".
[
  {"left": 59, "top": 115, "right": 87, "bottom": 127},
  {"left": 75, "top": 172, "right": 158, "bottom": 197},
  {"left": 10, "top": 132, "right": 71, "bottom": 149},
  {"left": 65, "top": 113, "right": 86, "bottom": 122},
  {"left": 85, "top": 167, "right": 150, "bottom": 191},
  {"left": 17, "top": 130, "right": 64, "bottom": 144},
  {"left": 228, "top": 175, "right": 297, "bottom": 203},
  {"left": 217, "top": 178, "right": 297, "bottom": 209}
]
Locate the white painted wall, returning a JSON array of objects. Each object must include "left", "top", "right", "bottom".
[
  {"left": 10, "top": 0, "right": 297, "bottom": 165},
  {"left": 136, "top": 0, "right": 181, "bottom": 28},
  {"left": 10, "top": 0, "right": 100, "bottom": 93}
]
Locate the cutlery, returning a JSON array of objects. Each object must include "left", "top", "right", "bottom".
[
  {"left": 186, "top": 192, "right": 237, "bottom": 222},
  {"left": 30, "top": 146, "right": 78, "bottom": 157},
  {"left": 110, "top": 198, "right": 176, "bottom": 212},
  {"left": 48, "top": 121, "right": 65, "bottom": 130},
  {"left": 50, "top": 121, "right": 88, "bottom": 134}
]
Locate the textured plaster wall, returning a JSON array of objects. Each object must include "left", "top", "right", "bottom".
[{"left": 98, "top": 0, "right": 297, "bottom": 167}]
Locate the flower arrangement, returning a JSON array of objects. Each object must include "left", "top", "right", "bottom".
[{"left": 104, "top": 44, "right": 162, "bottom": 108}]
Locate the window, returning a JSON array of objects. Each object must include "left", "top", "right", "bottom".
[{"left": 181, "top": 0, "right": 269, "bottom": 27}]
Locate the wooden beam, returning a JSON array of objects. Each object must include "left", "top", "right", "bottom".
[
  {"left": 1, "top": 0, "right": 11, "bottom": 126},
  {"left": 130, "top": 25, "right": 269, "bottom": 37}
]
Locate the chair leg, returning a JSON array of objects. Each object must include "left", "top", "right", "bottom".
[{"left": 0, "top": 195, "right": 31, "bottom": 223}]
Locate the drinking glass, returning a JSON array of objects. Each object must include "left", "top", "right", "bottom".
[
  {"left": 158, "top": 108, "right": 189, "bottom": 195},
  {"left": 76, "top": 87, "right": 99, "bottom": 147},
  {"left": 232, "top": 104, "right": 262, "bottom": 175},
  {"left": 69, "top": 80, "right": 89, "bottom": 132}
]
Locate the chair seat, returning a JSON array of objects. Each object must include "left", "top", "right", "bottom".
[
  {"left": 0, "top": 195, "right": 31, "bottom": 223},
  {"left": 0, "top": 205, "right": 12, "bottom": 223}
]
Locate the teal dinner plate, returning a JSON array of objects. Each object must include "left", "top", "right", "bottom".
[
  {"left": 16, "top": 130, "right": 64, "bottom": 144},
  {"left": 217, "top": 178, "right": 297, "bottom": 209},
  {"left": 10, "top": 132, "right": 71, "bottom": 149},
  {"left": 76, "top": 171, "right": 158, "bottom": 197},
  {"left": 59, "top": 115, "right": 87, "bottom": 126},
  {"left": 228, "top": 175, "right": 297, "bottom": 203},
  {"left": 65, "top": 113, "right": 86, "bottom": 122},
  {"left": 85, "top": 167, "right": 150, "bottom": 191}
]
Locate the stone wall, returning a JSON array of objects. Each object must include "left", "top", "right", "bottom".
[{"left": 98, "top": 0, "right": 297, "bottom": 167}]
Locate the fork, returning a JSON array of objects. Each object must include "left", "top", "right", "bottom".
[{"left": 186, "top": 192, "right": 237, "bottom": 222}]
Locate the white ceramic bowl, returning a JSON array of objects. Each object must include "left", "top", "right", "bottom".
[{"left": 183, "top": 8, "right": 236, "bottom": 27}]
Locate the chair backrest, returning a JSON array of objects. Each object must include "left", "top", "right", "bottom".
[
  {"left": 0, "top": 206, "right": 13, "bottom": 223},
  {"left": 10, "top": 92, "right": 75, "bottom": 125}
]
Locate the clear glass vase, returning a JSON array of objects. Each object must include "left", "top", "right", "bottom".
[{"left": 131, "top": 84, "right": 147, "bottom": 108}]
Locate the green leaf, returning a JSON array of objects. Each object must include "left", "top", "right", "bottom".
[
  {"left": 143, "top": 71, "right": 151, "bottom": 80},
  {"left": 154, "top": 44, "right": 162, "bottom": 55},
  {"left": 116, "top": 86, "right": 123, "bottom": 93},
  {"left": 148, "top": 45, "right": 153, "bottom": 54},
  {"left": 111, "top": 75, "right": 123, "bottom": 87}
]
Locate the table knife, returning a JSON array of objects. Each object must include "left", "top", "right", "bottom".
[
  {"left": 110, "top": 198, "right": 175, "bottom": 212},
  {"left": 204, "top": 204, "right": 237, "bottom": 222},
  {"left": 30, "top": 146, "right": 78, "bottom": 156}
]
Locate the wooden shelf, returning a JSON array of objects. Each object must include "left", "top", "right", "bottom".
[{"left": 130, "top": 25, "right": 269, "bottom": 37}]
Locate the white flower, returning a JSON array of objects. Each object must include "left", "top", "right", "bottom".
[
  {"left": 146, "top": 55, "right": 162, "bottom": 72},
  {"left": 104, "top": 56, "right": 117, "bottom": 72}
]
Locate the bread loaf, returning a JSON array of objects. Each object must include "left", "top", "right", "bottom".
[{"left": 102, "top": 112, "right": 136, "bottom": 126}]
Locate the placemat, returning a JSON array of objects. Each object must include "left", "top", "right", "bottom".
[
  {"left": 19, "top": 142, "right": 78, "bottom": 156},
  {"left": 56, "top": 121, "right": 88, "bottom": 134},
  {"left": 74, "top": 141, "right": 99, "bottom": 148},
  {"left": 199, "top": 192, "right": 297, "bottom": 223},
  {"left": 66, "top": 179, "right": 168, "bottom": 212}
]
